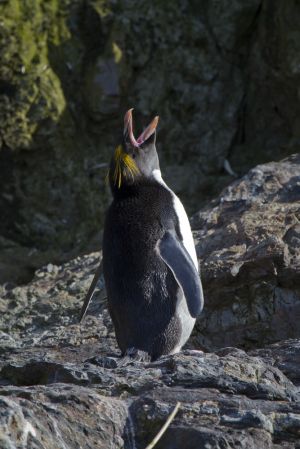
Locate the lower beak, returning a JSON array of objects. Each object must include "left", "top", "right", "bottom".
[{"left": 137, "top": 116, "right": 159, "bottom": 144}]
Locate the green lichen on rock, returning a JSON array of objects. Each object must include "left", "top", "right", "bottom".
[
  {"left": 0, "top": 0, "right": 71, "bottom": 150},
  {"left": 0, "top": 1, "right": 114, "bottom": 271}
]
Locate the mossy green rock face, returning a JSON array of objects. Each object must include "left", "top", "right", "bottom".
[
  {"left": 0, "top": 0, "right": 68, "bottom": 149},
  {"left": 0, "top": 0, "right": 300, "bottom": 282}
]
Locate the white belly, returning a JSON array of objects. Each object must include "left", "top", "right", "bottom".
[
  {"left": 171, "top": 293, "right": 196, "bottom": 354},
  {"left": 151, "top": 169, "right": 198, "bottom": 270},
  {"left": 152, "top": 169, "right": 198, "bottom": 353}
]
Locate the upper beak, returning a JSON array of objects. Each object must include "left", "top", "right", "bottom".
[{"left": 123, "top": 109, "right": 139, "bottom": 147}]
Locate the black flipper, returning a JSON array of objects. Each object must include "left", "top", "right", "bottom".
[
  {"left": 157, "top": 231, "right": 204, "bottom": 318},
  {"left": 79, "top": 259, "right": 103, "bottom": 322}
]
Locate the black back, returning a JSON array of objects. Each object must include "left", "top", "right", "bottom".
[{"left": 102, "top": 180, "right": 182, "bottom": 359}]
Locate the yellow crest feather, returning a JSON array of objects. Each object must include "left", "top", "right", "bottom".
[{"left": 112, "top": 145, "right": 139, "bottom": 188}]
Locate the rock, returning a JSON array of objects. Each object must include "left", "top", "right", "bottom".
[
  {"left": 84, "top": 57, "right": 121, "bottom": 119},
  {"left": 0, "top": 386, "right": 128, "bottom": 449},
  {"left": 192, "top": 154, "right": 300, "bottom": 350},
  {"left": 251, "top": 339, "right": 300, "bottom": 387},
  {"left": 0, "top": 344, "right": 299, "bottom": 448},
  {"left": 1, "top": 1, "right": 300, "bottom": 283}
]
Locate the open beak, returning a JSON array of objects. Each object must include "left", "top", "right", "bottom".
[{"left": 124, "top": 109, "right": 159, "bottom": 147}]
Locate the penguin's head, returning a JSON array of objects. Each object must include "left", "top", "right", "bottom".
[{"left": 109, "top": 109, "right": 160, "bottom": 192}]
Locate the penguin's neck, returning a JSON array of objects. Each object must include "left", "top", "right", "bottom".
[
  {"left": 151, "top": 169, "right": 168, "bottom": 188},
  {"left": 111, "top": 176, "right": 160, "bottom": 200}
]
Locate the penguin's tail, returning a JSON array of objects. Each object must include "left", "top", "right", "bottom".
[{"left": 79, "top": 259, "right": 103, "bottom": 322}]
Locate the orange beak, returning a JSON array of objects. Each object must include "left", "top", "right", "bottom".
[
  {"left": 137, "top": 116, "right": 159, "bottom": 144},
  {"left": 123, "top": 109, "right": 139, "bottom": 147}
]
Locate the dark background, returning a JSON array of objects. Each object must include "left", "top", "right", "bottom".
[{"left": 0, "top": 0, "right": 299, "bottom": 284}]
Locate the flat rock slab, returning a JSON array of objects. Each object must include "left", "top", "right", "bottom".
[{"left": 0, "top": 344, "right": 300, "bottom": 448}]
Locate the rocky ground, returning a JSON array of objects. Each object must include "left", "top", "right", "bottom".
[{"left": 0, "top": 156, "right": 299, "bottom": 448}]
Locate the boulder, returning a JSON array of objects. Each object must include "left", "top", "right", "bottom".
[{"left": 193, "top": 154, "right": 300, "bottom": 350}]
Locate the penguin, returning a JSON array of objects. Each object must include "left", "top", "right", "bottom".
[{"left": 80, "top": 109, "right": 204, "bottom": 361}]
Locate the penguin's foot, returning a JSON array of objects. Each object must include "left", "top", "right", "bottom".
[{"left": 117, "top": 347, "right": 151, "bottom": 367}]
